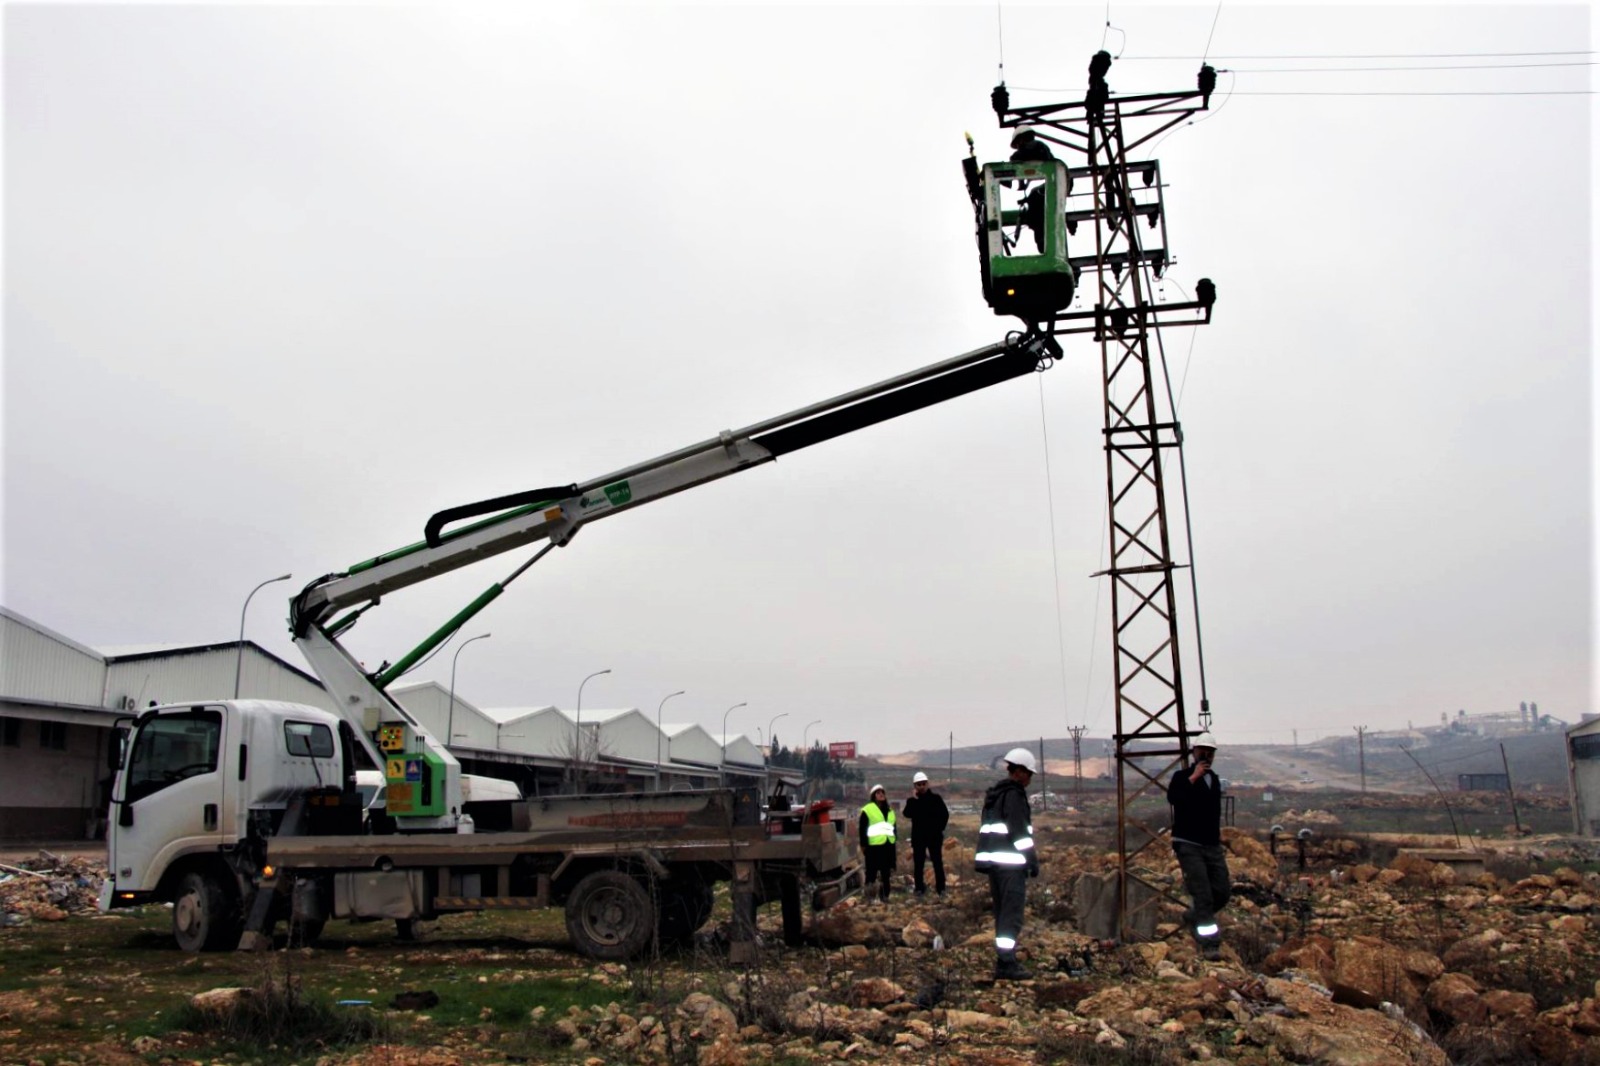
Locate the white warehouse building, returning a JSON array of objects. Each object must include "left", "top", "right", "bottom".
[{"left": 1, "top": 606, "right": 769, "bottom": 841}]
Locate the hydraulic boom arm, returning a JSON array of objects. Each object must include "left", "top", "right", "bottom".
[{"left": 290, "top": 334, "right": 1056, "bottom": 827}]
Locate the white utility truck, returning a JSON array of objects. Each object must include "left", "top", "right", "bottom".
[{"left": 99, "top": 334, "right": 1059, "bottom": 958}]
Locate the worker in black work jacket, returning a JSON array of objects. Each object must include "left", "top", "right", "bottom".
[
  {"left": 975, "top": 748, "right": 1039, "bottom": 980},
  {"left": 858, "top": 783, "right": 897, "bottom": 903},
  {"left": 902, "top": 772, "right": 949, "bottom": 897},
  {"left": 1166, "top": 731, "right": 1231, "bottom": 960}
]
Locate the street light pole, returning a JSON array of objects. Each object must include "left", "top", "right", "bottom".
[
  {"left": 766, "top": 712, "right": 789, "bottom": 768},
  {"left": 803, "top": 719, "right": 822, "bottom": 777},
  {"left": 447, "top": 633, "right": 492, "bottom": 750},
  {"left": 721, "top": 702, "right": 747, "bottom": 786},
  {"left": 574, "top": 668, "right": 611, "bottom": 792},
  {"left": 234, "top": 573, "right": 292, "bottom": 698},
  {"left": 656, "top": 690, "right": 685, "bottom": 791}
]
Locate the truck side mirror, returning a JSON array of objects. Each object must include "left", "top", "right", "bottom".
[
  {"left": 118, "top": 802, "right": 133, "bottom": 828},
  {"left": 108, "top": 726, "right": 129, "bottom": 771}
]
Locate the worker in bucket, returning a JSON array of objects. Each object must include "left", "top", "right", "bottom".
[
  {"left": 975, "top": 748, "right": 1039, "bottom": 980},
  {"left": 858, "top": 783, "right": 897, "bottom": 903},
  {"left": 1167, "top": 731, "right": 1231, "bottom": 960}
]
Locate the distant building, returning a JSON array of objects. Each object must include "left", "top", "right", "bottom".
[
  {"left": 1567, "top": 716, "right": 1600, "bottom": 837},
  {"left": 0, "top": 606, "right": 332, "bottom": 841}
]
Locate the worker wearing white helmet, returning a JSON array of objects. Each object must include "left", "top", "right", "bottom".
[
  {"left": 902, "top": 772, "right": 950, "bottom": 897},
  {"left": 858, "top": 783, "right": 897, "bottom": 903},
  {"left": 975, "top": 746, "right": 1040, "bottom": 980},
  {"left": 1167, "top": 730, "right": 1230, "bottom": 961}
]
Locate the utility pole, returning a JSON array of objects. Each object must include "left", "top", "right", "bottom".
[
  {"left": 1354, "top": 726, "right": 1368, "bottom": 794},
  {"left": 1499, "top": 742, "right": 1523, "bottom": 835},
  {"left": 948, "top": 732, "right": 954, "bottom": 787},
  {"left": 988, "top": 52, "right": 1219, "bottom": 941},
  {"left": 1069, "top": 724, "right": 1088, "bottom": 800},
  {"left": 1039, "top": 737, "right": 1047, "bottom": 812}
]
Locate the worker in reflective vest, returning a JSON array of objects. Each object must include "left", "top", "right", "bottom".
[
  {"left": 858, "top": 784, "right": 897, "bottom": 903},
  {"left": 975, "top": 748, "right": 1039, "bottom": 980}
]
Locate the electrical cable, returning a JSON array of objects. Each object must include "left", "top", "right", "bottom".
[
  {"left": 1232, "top": 89, "right": 1595, "bottom": 96},
  {"left": 1150, "top": 286, "right": 1212, "bottom": 730},
  {"left": 1035, "top": 375, "right": 1075, "bottom": 734},
  {"left": 1114, "top": 50, "right": 1594, "bottom": 59},
  {"left": 1224, "top": 60, "right": 1596, "bottom": 72},
  {"left": 1201, "top": 0, "right": 1224, "bottom": 64}
]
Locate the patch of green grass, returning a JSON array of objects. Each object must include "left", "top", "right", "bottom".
[{"left": 417, "top": 971, "right": 625, "bottom": 1028}]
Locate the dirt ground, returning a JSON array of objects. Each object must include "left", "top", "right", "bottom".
[{"left": 3, "top": 810, "right": 1598, "bottom": 1065}]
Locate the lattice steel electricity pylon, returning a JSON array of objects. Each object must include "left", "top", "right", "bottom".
[{"left": 987, "top": 53, "right": 1219, "bottom": 941}]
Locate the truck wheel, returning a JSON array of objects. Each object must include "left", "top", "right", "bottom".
[
  {"left": 658, "top": 882, "right": 714, "bottom": 947},
  {"left": 173, "top": 870, "right": 240, "bottom": 953},
  {"left": 565, "top": 870, "right": 655, "bottom": 960}
]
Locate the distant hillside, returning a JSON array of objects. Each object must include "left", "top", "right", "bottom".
[
  {"left": 882, "top": 737, "right": 1112, "bottom": 777},
  {"left": 883, "top": 729, "right": 1571, "bottom": 793}
]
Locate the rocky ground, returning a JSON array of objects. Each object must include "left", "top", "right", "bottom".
[{"left": 2, "top": 826, "right": 1597, "bottom": 1065}]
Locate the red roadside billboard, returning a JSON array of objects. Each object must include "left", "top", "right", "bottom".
[{"left": 827, "top": 741, "right": 857, "bottom": 760}]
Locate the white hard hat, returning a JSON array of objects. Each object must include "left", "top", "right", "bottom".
[
  {"left": 1003, "top": 747, "right": 1038, "bottom": 773},
  {"left": 868, "top": 783, "right": 886, "bottom": 797},
  {"left": 912, "top": 772, "right": 929, "bottom": 784},
  {"left": 1192, "top": 732, "right": 1218, "bottom": 750},
  {"left": 1010, "top": 125, "right": 1037, "bottom": 147}
]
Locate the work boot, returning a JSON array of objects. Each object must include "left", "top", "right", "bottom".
[{"left": 994, "top": 957, "right": 1032, "bottom": 981}]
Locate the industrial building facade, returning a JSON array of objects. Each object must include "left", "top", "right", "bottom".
[
  {"left": 0, "top": 607, "right": 765, "bottom": 842},
  {"left": 1569, "top": 716, "right": 1600, "bottom": 837}
]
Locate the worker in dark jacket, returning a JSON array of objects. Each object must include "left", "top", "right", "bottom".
[
  {"left": 902, "top": 772, "right": 950, "bottom": 896},
  {"left": 1008, "top": 127, "right": 1058, "bottom": 253},
  {"left": 975, "top": 748, "right": 1039, "bottom": 980},
  {"left": 1167, "top": 731, "right": 1230, "bottom": 960},
  {"left": 858, "top": 783, "right": 897, "bottom": 903}
]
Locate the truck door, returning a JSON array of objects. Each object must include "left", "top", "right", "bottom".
[{"left": 110, "top": 706, "right": 227, "bottom": 892}]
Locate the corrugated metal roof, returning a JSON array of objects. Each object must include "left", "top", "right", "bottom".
[{"left": 1, "top": 607, "right": 107, "bottom": 706}]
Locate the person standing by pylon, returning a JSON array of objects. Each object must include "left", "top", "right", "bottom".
[
  {"left": 1167, "top": 731, "right": 1230, "bottom": 960},
  {"left": 975, "top": 748, "right": 1039, "bottom": 979}
]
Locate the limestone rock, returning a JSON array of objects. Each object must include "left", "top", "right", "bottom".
[
  {"left": 189, "top": 987, "right": 253, "bottom": 1013},
  {"left": 1441, "top": 928, "right": 1503, "bottom": 969},
  {"left": 1480, "top": 989, "right": 1536, "bottom": 1020},
  {"left": 678, "top": 992, "right": 738, "bottom": 1041},
  {"left": 899, "top": 917, "right": 939, "bottom": 949},
  {"left": 848, "top": 978, "right": 904, "bottom": 1008},
  {"left": 1423, "top": 972, "right": 1485, "bottom": 1026}
]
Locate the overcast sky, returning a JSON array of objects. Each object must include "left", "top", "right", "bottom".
[{"left": 4, "top": 3, "right": 1593, "bottom": 756}]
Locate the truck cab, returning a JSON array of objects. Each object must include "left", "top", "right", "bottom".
[{"left": 100, "top": 700, "right": 351, "bottom": 946}]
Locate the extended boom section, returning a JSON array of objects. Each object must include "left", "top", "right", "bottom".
[{"left": 289, "top": 335, "right": 1055, "bottom": 830}]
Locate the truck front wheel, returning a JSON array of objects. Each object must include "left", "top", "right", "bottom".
[
  {"left": 564, "top": 870, "right": 655, "bottom": 960},
  {"left": 173, "top": 870, "right": 241, "bottom": 953}
]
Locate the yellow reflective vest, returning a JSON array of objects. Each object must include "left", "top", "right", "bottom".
[{"left": 862, "top": 802, "right": 896, "bottom": 845}]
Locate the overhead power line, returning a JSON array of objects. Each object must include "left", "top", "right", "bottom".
[
  {"left": 1115, "top": 50, "right": 1594, "bottom": 60},
  {"left": 1230, "top": 89, "right": 1595, "bottom": 96},
  {"left": 1225, "top": 60, "right": 1596, "bottom": 72}
]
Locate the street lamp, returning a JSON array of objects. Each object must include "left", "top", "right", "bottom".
[
  {"left": 447, "top": 633, "right": 492, "bottom": 749},
  {"left": 655, "top": 690, "right": 685, "bottom": 791},
  {"left": 721, "top": 701, "right": 747, "bottom": 786},
  {"left": 803, "top": 719, "right": 822, "bottom": 776},
  {"left": 766, "top": 712, "right": 789, "bottom": 767},
  {"left": 234, "top": 572, "right": 292, "bottom": 698},
  {"left": 574, "top": 668, "right": 611, "bottom": 791}
]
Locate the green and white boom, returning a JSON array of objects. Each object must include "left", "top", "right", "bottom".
[{"left": 290, "top": 334, "right": 1058, "bottom": 829}]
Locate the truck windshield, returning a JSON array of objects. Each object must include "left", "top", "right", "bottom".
[{"left": 125, "top": 710, "right": 221, "bottom": 803}]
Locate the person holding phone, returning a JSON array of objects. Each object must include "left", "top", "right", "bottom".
[{"left": 1167, "top": 731, "right": 1230, "bottom": 960}]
